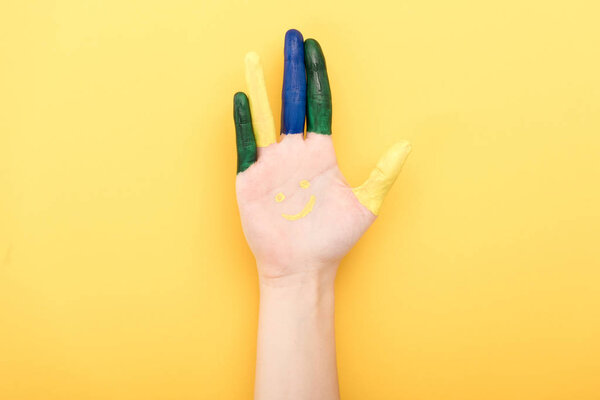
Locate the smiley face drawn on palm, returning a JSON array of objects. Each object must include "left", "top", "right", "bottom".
[
  {"left": 233, "top": 30, "right": 411, "bottom": 276},
  {"left": 276, "top": 178, "right": 315, "bottom": 221}
]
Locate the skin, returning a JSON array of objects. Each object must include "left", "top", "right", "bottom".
[
  {"left": 233, "top": 30, "right": 411, "bottom": 400},
  {"left": 237, "top": 133, "right": 376, "bottom": 270}
]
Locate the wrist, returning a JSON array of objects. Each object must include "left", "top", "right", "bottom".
[
  {"left": 257, "top": 261, "right": 338, "bottom": 290},
  {"left": 257, "top": 263, "right": 338, "bottom": 316}
]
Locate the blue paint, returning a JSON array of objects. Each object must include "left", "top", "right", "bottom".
[{"left": 281, "top": 29, "right": 306, "bottom": 134}]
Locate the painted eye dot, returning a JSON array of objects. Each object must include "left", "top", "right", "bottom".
[
  {"left": 275, "top": 192, "right": 286, "bottom": 202},
  {"left": 299, "top": 180, "right": 310, "bottom": 189}
]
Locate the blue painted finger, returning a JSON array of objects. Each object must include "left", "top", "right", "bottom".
[{"left": 281, "top": 29, "right": 306, "bottom": 135}]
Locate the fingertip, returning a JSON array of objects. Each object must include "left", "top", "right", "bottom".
[
  {"left": 245, "top": 51, "right": 260, "bottom": 66},
  {"left": 233, "top": 91, "right": 248, "bottom": 107},
  {"left": 378, "top": 141, "right": 412, "bottom": 176},
  {"left": 233, "top": 92, "right": 251, "bottom": 124},
  {"left": 389, "top": 140, "right": 412, "bottom": 161},
  {"left": 285, "top": 29, "right": 304, "bottom": 57},
  {"left": 395, "top": 140, "right": 412, "bottom": 151},
  {"left": 304, "top": 38, "right": 324, "bottom": 69},
  {"left": 304, "top": 38, "right": 319, "bottom": 48},
  {"left": 286, "top": 28, "right": 303, "bottom": 37}
]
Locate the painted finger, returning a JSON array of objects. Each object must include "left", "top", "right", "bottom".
[
  {"left": 352, "top": 141, "right": 412, "bottom": 215},
  {"left": 245, "top": 52, "right": 277, "bottom": 147},
  {"left": 281, "top": 29, "right": 306, "bottom": 135},
  {"left": 233, "top": 92, "right": 257, "bottom": 173},
  {"left": 305, "top": 38, "right": 332, "bottom": 135}
]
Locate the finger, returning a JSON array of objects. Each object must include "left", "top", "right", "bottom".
[
  {"left": 305, "top": 38, "right": 332, "bottom": 135},
  {"left": 245, "top": 52, "right": 277, "bottom": 147},
  {"left": 352, "top": 141, "right": 412, "bottom": 215},
  {"left": 233, "top": 92, "right": 257, "bottom": 173},
  {"left": 281, "top": 29, "right": 306, "bottom": 135}
]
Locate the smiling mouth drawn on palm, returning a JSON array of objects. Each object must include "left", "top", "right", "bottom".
[{"left": 275, "top": 180, "right": 316, "bottom": 221}]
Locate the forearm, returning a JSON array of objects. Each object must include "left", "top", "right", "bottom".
[{"left": 254, "top": 266, "right": 340, "bottom": 400}]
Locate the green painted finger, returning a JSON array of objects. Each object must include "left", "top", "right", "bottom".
[
  {"left": 305, "top": 39, "right": 332, "bottom": 135},
  {"left": 233, "top": 92, "right": 257, "bottom": 173}
]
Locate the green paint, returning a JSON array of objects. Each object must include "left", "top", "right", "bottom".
[
  {"left": 233, "top": 92, "right": 257, "bottom": 173},
  {"left": 305, "top": 39, "right": 332, "bottom": 135}
]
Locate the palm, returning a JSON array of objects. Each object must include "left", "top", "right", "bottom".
[{"left": 236, "top": 134, "right": 375, "bottom": 277}]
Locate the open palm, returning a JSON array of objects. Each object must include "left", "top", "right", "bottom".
[{"left": 233, "top": 30, "right": 410, "bottom": 281}]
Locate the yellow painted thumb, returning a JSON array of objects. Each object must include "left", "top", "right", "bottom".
[{"left": 352, "top": 141, "right": 412, "bottom": 215}]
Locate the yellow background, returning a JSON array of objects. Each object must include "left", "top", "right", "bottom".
[{"left": 1, "top": 0, "right": 599, "bottom": 398}]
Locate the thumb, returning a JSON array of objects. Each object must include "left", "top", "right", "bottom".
[{"left": 352, "top": 141, "right": 412, "bottom": 215}]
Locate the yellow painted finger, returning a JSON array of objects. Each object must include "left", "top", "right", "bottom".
[
  {"left": 352, "top": 141, "right": 412, "bottom": 215},
  {"left": 245, "top": 52, "right": 276, "bottom": 147}
]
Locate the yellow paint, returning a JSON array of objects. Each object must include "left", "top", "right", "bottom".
[
  {"left": 2, "top": 1, "right": 600, "bottom": 399},
  {"left": 352, "top": 141, "right": 411, "bottom": 215},
  {"left": 281, "top": 195, "right": 316, "bottom": 221},
  {"left": 244, "top": 52, "right": 276, "bottom": 147},
  {"left": 299, "top": 179, "right": 310, "bottom": 189},
  {"left": 275, "top": 192, "right": 285, "bottom": 202}
]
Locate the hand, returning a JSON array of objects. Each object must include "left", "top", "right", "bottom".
[
  {"left": 234, "top": 30, "right": 410, "bottom": 279},
  {"left": 233, "top": 30, "right": 411, "bottom": 285}
]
